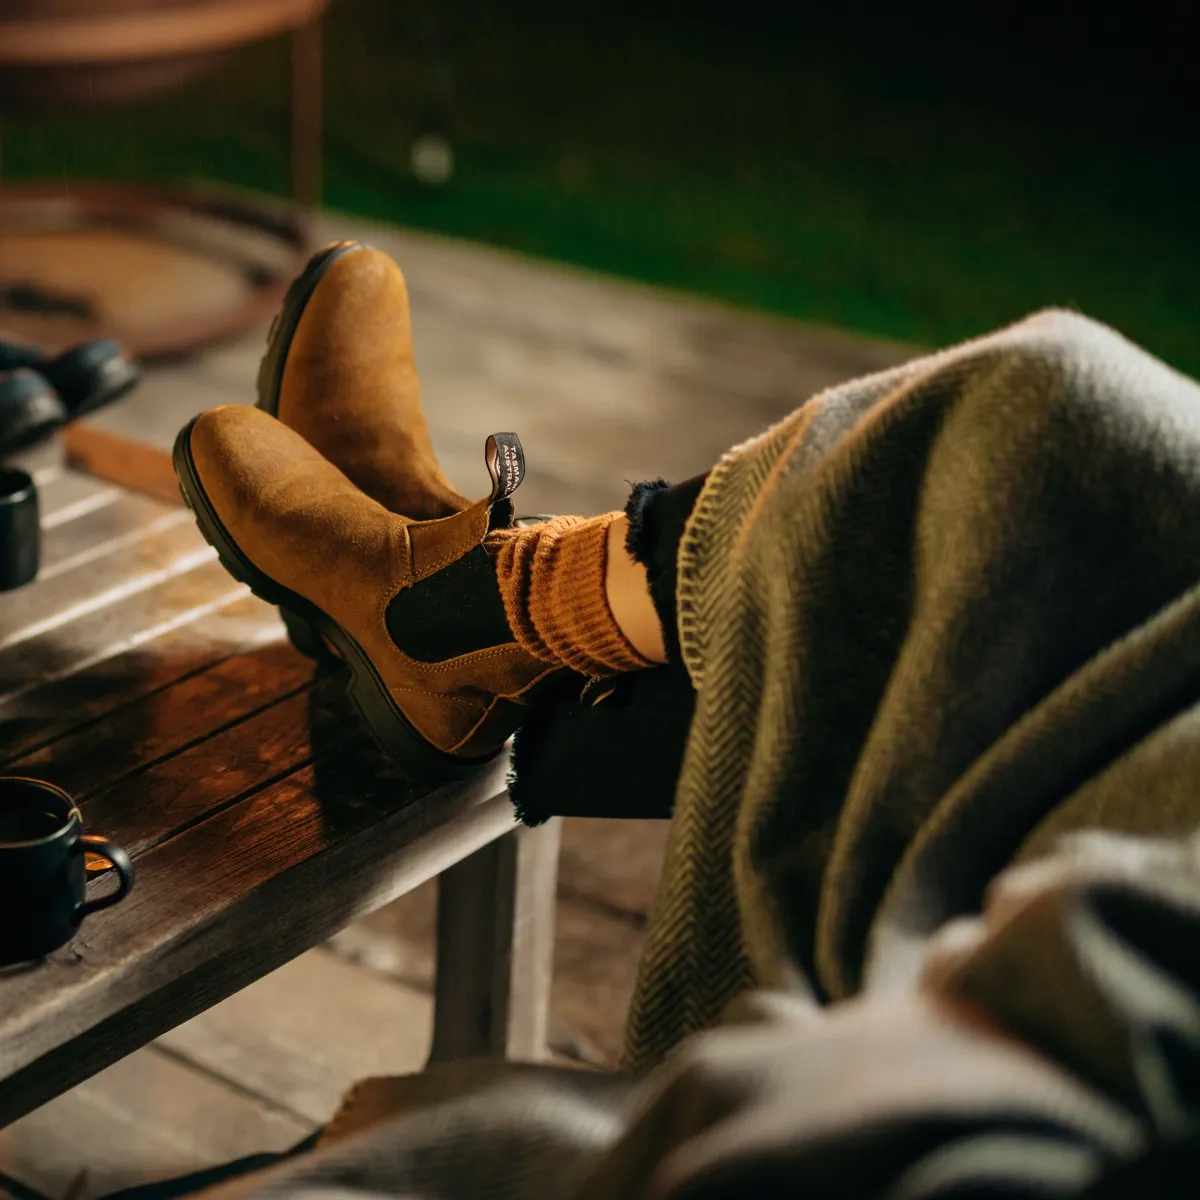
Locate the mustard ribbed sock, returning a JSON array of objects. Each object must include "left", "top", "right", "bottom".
[{"left": 487, "top": 514, "right": 651, "bottom": 676}]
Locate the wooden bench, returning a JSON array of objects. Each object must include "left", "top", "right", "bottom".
[{"left": 0, "top": 448, "right": 559, "bottom": 1128}]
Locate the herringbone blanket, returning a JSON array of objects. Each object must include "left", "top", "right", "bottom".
[{"left": 626, "top": 308, "right": 1200, "bottom": 1071}]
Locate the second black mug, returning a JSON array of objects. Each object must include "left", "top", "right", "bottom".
[{"left": 0, "top": 466, "right": 39, "bottom": 592}]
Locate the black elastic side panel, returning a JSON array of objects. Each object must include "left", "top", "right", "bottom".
[
  {"left": 387, "top": 544, "right": 513, "bottom": 661},
  {"left": 487, "top": 496, "right": 515, "bottom": 531}
]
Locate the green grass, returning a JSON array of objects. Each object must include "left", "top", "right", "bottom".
[{"left": 4, "top": 2, "right": 1198, "bottom": 374}]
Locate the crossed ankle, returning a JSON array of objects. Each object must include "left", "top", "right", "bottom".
[{"left": 487, "top": 514, "right": 653, "bottom": 677}]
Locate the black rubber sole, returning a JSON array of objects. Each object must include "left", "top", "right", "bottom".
[
  {"left": 254, "top": 240, "right": 367, "bottom": 664},
  {"left": 173, "top": 416, "right": 486, "bottom": 783}
]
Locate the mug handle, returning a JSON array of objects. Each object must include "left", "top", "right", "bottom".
[{"left": 76, "top": 835, "right": 135, "bottom": 917}]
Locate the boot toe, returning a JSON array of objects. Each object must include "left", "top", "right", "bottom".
[
  {"left": 177, "top": 407, "right": 568, "bottom": 777},
  {"left": 183, "top": 405, "right": 406, "bottom": 599},
  {"left": 188, "top": 404, "right": 326, "bottom": 521}
]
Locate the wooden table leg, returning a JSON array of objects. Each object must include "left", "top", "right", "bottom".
[{"left": 427, "top": 818, "right": 561, "bottom": 1064}]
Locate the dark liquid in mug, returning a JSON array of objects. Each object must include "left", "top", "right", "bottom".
[
  {"left": 0, "top": 805, "right": 63, "bottom": 843},
  {"left": 0, "top": 780, "right": 68, "bottom": 843}
]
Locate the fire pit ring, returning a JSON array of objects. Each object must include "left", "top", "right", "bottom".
[{"left": 0, "top": 183, "right": 311, "bottom": 359}]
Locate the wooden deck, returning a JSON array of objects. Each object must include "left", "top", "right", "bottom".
[{"left": 0, "top": 212, "right": 904, "bottom": 1199}]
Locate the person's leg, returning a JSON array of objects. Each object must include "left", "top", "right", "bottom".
[
  {"left": 604, "top": 513, "right": 667, "bottom": 664},
  {"left": 175, "top": 407, "right": 689, "bottom": 780},
  {"left": 507, "top": 475, "right": 707, "bottom": 825},
  {"left": 487, "top": 473, "right": 708, "bottom": 680},
  {"left": 623, "top": 474, "right": 710, "bottom": 666},
  {"left": 484, "top": 512, "right": 658, "bottom": 679}
]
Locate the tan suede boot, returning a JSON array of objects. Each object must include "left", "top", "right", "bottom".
[
  {"left": 175, "top": 405, "right": 560, "bottom": 777},
  {"left": 257, "top": 242, "right": 476, "bottom": 660},
  {"left": 257, "top": 240, "right": 467, "bottom": 520}
]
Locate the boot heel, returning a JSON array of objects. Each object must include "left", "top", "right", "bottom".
[{"left": 281, "top": 607, "right": 339, "bottom": 665}]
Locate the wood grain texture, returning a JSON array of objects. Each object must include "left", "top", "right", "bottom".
[
  {"left": 3, "top": 433, "right": 65, "bottom": 486},
  {"left": 0, "top": 516, "right": 214, "bottom": 649},
  {"left": 72, "top": 365, "right": 240, "bottom": 461},
  {"left": 77, "top": 674, "right": 346, "bottom": 858},
  {"left": 0, "top": 586, "right": 277, "bottom": 764},
  {"left": 558, "top": 818, "right": 670, "bottom": 921},
  {"left": 550, "top": 898, "right": 646, "bottom": 1068},
  {"left": 84, "top": 213, "right": 906, "bottom": 519},
  {"left": 324, "top": 830, "right": 655, "bottom": 1069},
  {"left": 33, "top": 469, "right": 117, "bottom": 525},
  {"left": 38, "top": 491, "right": 189, "bottom": 575},
  {"left": 190, "top": 216, "right": 907, "bottom": 413},
  {"left": 7, "top": 641, "right": 317, "bottom": 819},
  {"left": 0, "top": 206, "right": 892, "bottom": 1161}
]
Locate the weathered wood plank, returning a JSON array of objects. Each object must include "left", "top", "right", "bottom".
[
  {"left": 34, "top": 469, "right": 119, "bottom": 526},
  {"left": 63, "top": 426, "right": 183, "bottom": 509},
  {"left": 163, "top": 311, "right": 803, "bottom": 513},
  {"left": 0, "top": 557, "right": 243, "bottom": 707},
  {"left": 2, "top": 432, "right": 65, "bottom": 485},
  {"left": 38, "top": 491, "right": 188, "bottom": 576},
  {"left": 342, "top": 216, "right": 908, "bottom": 395},
  {"left": 0, "top": 579, "right": 278, "bottom": 764},
  {"left": 326, "top": 830, "right": 653, "bottom": 1070},
  {"left": 81, "top": 213, "right": 905, "bottom": 521},
  {"left": 0, "top": 751, "right": 514, "bottom": 1121},
  {"left": 75, "top": 672, "right": 349, "bottom": 859},
  {"left": 0, "top": 216, "right": 894, "bottom": 1159},
  {"left": 0, "top": 1046, "right": 310, "bottom": 1200},
  {"left": 325, "top": 883, "right": 437, "bottom": 991},
  {"left": 0, "top": 519, "right": 215, "bottom": 649},
  {"left": 7, "top": 641, "right": 316, "bottom": 817},
  {"left": 550, "top": 897, "right": 647, "bottom": 1069},
  {"left": 157, "top": 948, "right": 432, "bottom": 1126}
]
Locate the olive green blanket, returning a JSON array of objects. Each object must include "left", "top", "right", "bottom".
[{"left": 628, "top": 308, "right": 1200, "bottom": 1070}]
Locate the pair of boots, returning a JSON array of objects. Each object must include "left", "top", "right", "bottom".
[{"left": 177, "top": 243, "right": 643, "bottom": 781}]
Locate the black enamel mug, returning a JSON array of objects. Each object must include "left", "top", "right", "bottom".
[
  {"left": 0, "top": 466, "right": 39, "bottom": 592},
  {"left": 0, "top": 777, "right": 135, "bottom": 966}
]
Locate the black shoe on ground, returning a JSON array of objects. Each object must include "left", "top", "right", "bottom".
[
  {"left": 0, "top": 369, "right": 68, "bottom": 456},
  {"left": 0, "top": 338, "right": 140, "bottom": 419}
]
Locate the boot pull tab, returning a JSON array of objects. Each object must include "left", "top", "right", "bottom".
[{"left": 485, "top": 433, "right": 525, "bottom": 502}]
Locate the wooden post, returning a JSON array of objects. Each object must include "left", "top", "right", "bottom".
[{"left": 428, "top": 819, "right": 561, "bottom": 1063}]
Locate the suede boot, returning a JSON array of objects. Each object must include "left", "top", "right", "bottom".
[
  {"left": 257, "top": 242, "right": 472, "bottom": 659},
  {"left": 175, "top": 404, "right": 562, "bottom": 778},
  {"left": 257, "top": 241, "right": 467, "bottom": 520}
]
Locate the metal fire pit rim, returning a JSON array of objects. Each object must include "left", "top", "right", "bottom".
[
  {"left": 0, "top": 181, "right": 314, "bottom": 360},
  {"left": 0, "top": 0, "right": 330, "bottom": 66}
]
